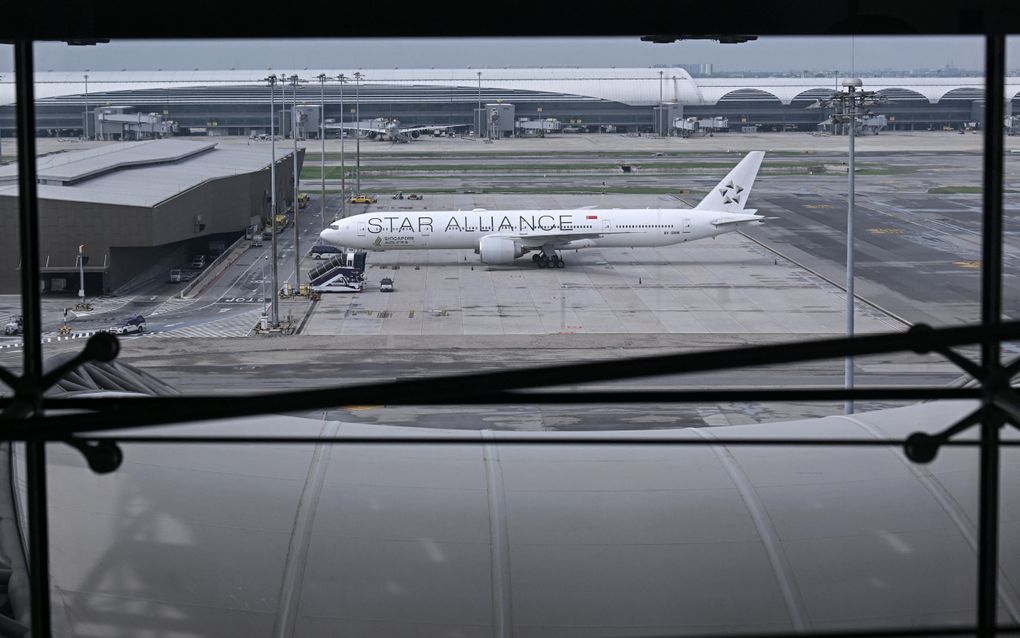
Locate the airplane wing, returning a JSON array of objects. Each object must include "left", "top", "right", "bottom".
[
  {"left": 509, "top": 231, "right": 630, "bottom": 250},
  {"left": 323, "top": 122, "right": 390, "bottom": 134},
  {"left": 397, "top": 124, "right": 470, "bottom": 134}
]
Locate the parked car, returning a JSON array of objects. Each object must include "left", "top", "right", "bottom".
[
  {"left": 191, "top": 254, "right": 207, "bottom": 269},
  {"left": 110, "top": 315, "right": 146, "bottom": 335},
  {"left": 379, "top": 277, "right": 394, "bottom": 292}
]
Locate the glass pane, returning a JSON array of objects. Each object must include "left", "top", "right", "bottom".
[
  {"left": 9, "top": 32, "right": 1013, "bottom": 638},
  {"left": 0, "top": 43, "right": 23, "bottom": 378},
  {"left": 34, "top": 401, "right": 1002, "bottom": 635}
]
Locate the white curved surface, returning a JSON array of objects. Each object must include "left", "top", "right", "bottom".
[
  {"left": 28, "top": 400, "right": 1020, "bottom": 637},
  {"left": 6, "top": 69, "right": 1019, "bottom": 107},
  {"left": 3, "top": 68, "right": 700, "bottom": 108}
]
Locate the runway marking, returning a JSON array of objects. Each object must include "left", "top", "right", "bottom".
[
  {"left": 955, "top": 260, "right": 981, "bottom": 269},
  {"left": 803, "top": 204, "right": 833, "bottom": 209},
  {"left": 866, "top": 227, "right": 905, "bottom": 235}
]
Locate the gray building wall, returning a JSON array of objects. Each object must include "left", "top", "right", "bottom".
[{"left": 0, "top": 150, "right": 300, "bottom": 294}]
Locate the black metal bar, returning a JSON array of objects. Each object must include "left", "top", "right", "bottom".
[
  {"left": 13, "top": 39, "right": 51, "bottom": 638},
  {"left": 39, "top": 385, "right": 982, "bottom": 408},
  {"left": 979, "top": 31, "right": 1006, "bottom": 638},
  {"left": 1, "top": 321, "right": 1013, "bottom": 437},
  {"left": 641, "top": 624, "right": 1020, "bottom": 638},
  {"left": 67, "top": 435, "right": 1001, "bottom": 447},
  {"left": 4, "top": 385, "right": 986, "bottom": 438},
  {"left": 61, "top": 432, "right": 1011, "bottom": 447}
]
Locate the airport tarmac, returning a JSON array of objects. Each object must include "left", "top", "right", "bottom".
[
  {"left": 302, "top": 212, "right": 903, "bottom": 337},
  {"left": 3, "top": 138, "right": 1014, "bottom": 427},
  {"left": 27, "top": 130, "right": 1019, "bottom": 159}
]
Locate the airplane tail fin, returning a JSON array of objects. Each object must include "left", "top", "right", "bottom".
[{"left": 694, "top": 151, "right": 765, "bottom": 212}]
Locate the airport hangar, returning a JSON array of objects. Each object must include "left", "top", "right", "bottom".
[
  {"left": 0, "top": 139, "right": 302, "bottom": 294},
  {"left": 4, "top": 67, "right": 1020, "bottom": 137}
]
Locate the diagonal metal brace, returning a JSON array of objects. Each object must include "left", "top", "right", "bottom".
[
  {"left": 904, "top": 408, "right": 984, "bottom": 464},
  {"left": 991, "top": 386, "right": 1020, "bottom": 431},
  {"left": 905, "top": 357, "right": 1019, "bottom": 463},
  {"left": 0, "top": 366, "right": 19, "bottom": 393},
  {"left": 3, "top": 332, "right": 124, "bottom": 474},
  {"left": 38, "top": 332, "right": 120, "bottom": 392},
  {"left": 907, "top": 324, "right": 983, "bottom": 379}
]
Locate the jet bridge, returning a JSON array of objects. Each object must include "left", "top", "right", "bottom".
[{"left": 308, "top": 254, "right": 365, "bottom": 293}]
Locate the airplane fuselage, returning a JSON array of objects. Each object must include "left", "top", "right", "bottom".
[
  {"left": 318, "top": 151, "right": 767, "bottom": 266},
  {"left": 321, "top": 208, "right": 760, "bottom": 252}
]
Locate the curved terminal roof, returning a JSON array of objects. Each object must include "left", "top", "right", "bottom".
[
  {"left": 4, "top": 68, "right": 700, "bottom": 108},
  {"left": 0, "top": 139, "right": 293, "bottom": 207},
  {"left": 25, "top": 400, "right": 1020, "bottom": 635},
  {"left": 4, "top": 68, "right": 1020, "bottom": 108}
]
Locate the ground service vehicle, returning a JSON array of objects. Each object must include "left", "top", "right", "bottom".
[
  {"left": 191, "top": 255, "right": 206, "bottom": 269},
  {"left": 351, "top": 195, "right": 377, "bottom": 204},
  {"left": 311, "top": 244, "right": 342, "bottom": 259},
  {"left": 298, "top": 193, "right": 310, "bottom": 208},
  {"left": 379, "top": 277, "right": 394, "bottom": 292},
  {"left": 4, "top": 316, "right": 23, "bottom": 335}
]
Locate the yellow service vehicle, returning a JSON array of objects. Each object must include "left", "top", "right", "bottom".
[
  {"left": 350, "top": 194, "right": 377, "bottom": 204},
  {"left": 298, "top": 193, "right": 310, "bottom": 208}
]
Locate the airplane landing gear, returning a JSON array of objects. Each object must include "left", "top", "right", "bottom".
[{"left": 534, "top": 253, "right": 565, "bottom": 268}]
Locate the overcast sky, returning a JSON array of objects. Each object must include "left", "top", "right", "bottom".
[{"left": 3, "top": 36, "right": 1018, "bottom": 73}]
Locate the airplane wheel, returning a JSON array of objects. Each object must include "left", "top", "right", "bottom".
[
  {"left": 556, "top": 259, "right": 565, "bottom": 268},
  {"left": 532, "top": 254, "right": 541, "bottom": 263},
  {"left": 538, "top": 256, "right": 550, "bottom": 268}
]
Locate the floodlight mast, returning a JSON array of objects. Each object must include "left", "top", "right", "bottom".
[
  {"left": 814, "top": 77, "right": 883, "bottom": 414},
  {"left": 844, "top": 78, "right": 861, "bottom": 414},
  {"left": 338, "top": 73, "right": 347, "bottom": 217},
  {"left": 290, "top": 74, "right": 301, "bottom": 292},
  {"left": 317, "top": 73, "right": 326, "bottom": 231},
  {"left": 267, "top": 74, "right": 280, "bottom": 328},
  {"left": 354, "top": 71, "right": 363, "bottom": 197}
]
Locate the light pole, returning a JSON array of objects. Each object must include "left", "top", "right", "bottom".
[
  {"left": 843, "top": 79, "right": 860, "bottom": 414},
  {"left": 267, "top": 73, "right": 280, "bottom": 328},
  {"left": 338, "top": 73, "right": 347, "bottom": 217},
  {"left": 477, "top": 71, "right": 482, "bottom": 136},
  {"left": 290, "top": 74, "right": 301, "bottom": 291},
  {"left": 317, "top": 73, "right": 326, "bottom": 231},
  {"left": 77, "top": 244, "right": 86, "bottom": 307},
  {"left": 658, "top": 70, "right": 664, "bottom": 136},
  {"left": 812, "top": 79, "right": 883, "bottom": 414},
  {"left": 354, "top": 71, "right": 362, "bottom": 197},
  {"left": 83, "top": 73, "right": 89, "bottom": 140},
  {"left": 261, "top": 254, "right": 268, "bottom": 316}
]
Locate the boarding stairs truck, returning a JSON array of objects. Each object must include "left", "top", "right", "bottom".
[{"left": 308, "top": 255, "right": 366, "bottom": 293}]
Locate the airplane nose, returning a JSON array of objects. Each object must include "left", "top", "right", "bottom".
[{"left": 319, "top": 228, "right": 337, "bottom": 245}]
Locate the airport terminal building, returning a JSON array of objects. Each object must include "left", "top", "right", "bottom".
[
  {"left": 0, "top": 139, "right": 301, "bottom": 294},
  {"left": 3, "top": 67, "right": 1020, "bottom": 137}
]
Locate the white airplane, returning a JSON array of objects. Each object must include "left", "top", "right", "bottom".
[
  {"left": 325, "top": 117, "right": 467, "bottom": 143},
  {"left": 318, "top": 151, "right": 768, "bottom": 267}
]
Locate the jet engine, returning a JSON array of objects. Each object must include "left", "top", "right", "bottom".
[{"left": 478, "top": 235, "right": 523, "bottom": 264}]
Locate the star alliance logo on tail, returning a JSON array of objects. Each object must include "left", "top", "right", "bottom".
[{"left": 718, "top": 180, "right": 744, "bottom": 205}]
